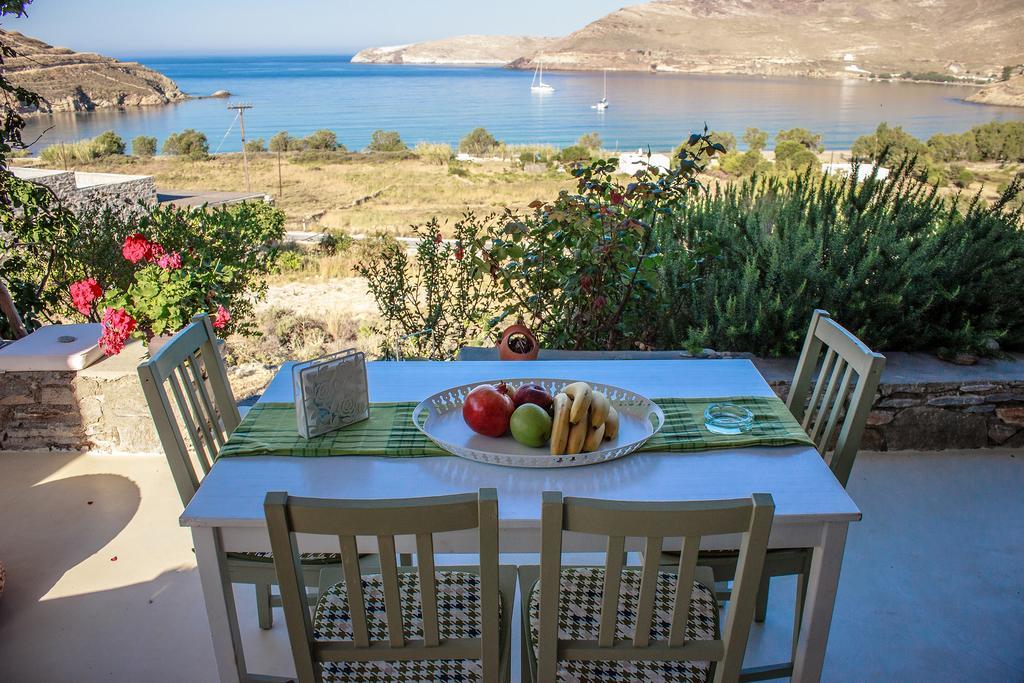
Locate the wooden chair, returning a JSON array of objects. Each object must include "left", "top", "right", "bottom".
[
  {"left": 264, "top": 488, "right": 516, "bottom": 683},
  {"left": 663, "top": 309, "right": 885, "bottom": 681},
  {"left": 137, "top": 313, "right": 341, "bottom": 630},
  {"left": 520, "top": 492, "right": 775, "bottom": 683}
]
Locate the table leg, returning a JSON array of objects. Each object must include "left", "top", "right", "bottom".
[
  {"left": 193, "top": 526, "right": 247, "bottom": 683},
  {"left": 791, "top": 521, "right": 849, "bottom": 683}
]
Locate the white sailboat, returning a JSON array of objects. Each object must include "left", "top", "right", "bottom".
[
  {"left": 531, "top": 58, "right": 555, "bottom": 93},
  {"left": 592, "top": 70, "right": 609, "bottom": 110}
]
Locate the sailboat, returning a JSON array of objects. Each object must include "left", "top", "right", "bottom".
[
  {"left": 592, "top": 70, "right": 609, "bottom": 110},
  {"left": 531, "top": 58, "right": 555, "bottom": 93}
]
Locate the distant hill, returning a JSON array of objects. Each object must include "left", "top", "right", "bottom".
[
  {"left": 1, "top": 29, "right": 187, "bottom": 113},
  {"left": 967, "top": 72, "right": 1024, "bottom": 108},
  {"left": 352, "top": 35, "right": 555, "bottom": 66},
  {"left": 354, "top": 1, "right": 1024, "bottom": 86}
]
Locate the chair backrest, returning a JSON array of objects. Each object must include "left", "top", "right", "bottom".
[
  {"left": 536, "top": 492, "right": 774, "bottom": 683},
  {"left": 264, "top": 488, "right": 502, "bottom": 683},
  {"left": 137, "top": 314, "right": 241, "bottom": 506},
  {"left": 787, "top": 309, "right": 886, "bottom": 487}
]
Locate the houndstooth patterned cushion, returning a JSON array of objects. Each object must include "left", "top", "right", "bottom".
[
  {"left": 314, "top": 570, "right": 496, "bottom": 682},
  {"left": 227, "top": 551, "right": 340, "bottom": 565},
  {"left": 528, "top": 566, "right": 719, "bottom": 682}
]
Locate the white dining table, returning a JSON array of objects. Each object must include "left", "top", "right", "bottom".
[{"left": 181, "top": 359, "right": 860, "bottom": 683}]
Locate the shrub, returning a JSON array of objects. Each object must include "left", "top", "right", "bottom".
[
  {"left": 244, "top": 138, "right": 266, "bottom": 154},
  {"left": 952, "top": 166, "right": 975, "bottom": 188},
  {"left": 132, "top": 135, "right": 157, "bottom": 157},
  {"left": 742, "top": 127, "right": 768, "bottom": 152},
  {"left": 367, "top": 130, "right": 407, "bottom": 153},
  {"left": 775, "top": 128, "right": 824, "bottom": 152},
  {"left": 557, "top": 145, "right": 592, "bottom": 165},
  {"left": 774, "top": 140, "right": 820, "bottom": 172},
  {"left": 926, "top": 132, "right": 977, "bottom": 162},
  {"left": 459, "top": 128, "right": 498, "bottom": 156},
  {"left": 415, "top": 142, "right": 452, "bottom": 165},
  {"left": 269, "top": 131, "right": 304, "bottom": 153},
  {"left": 92, "top": 130, "right": 125, "bottom": 156},
  {"left": 851, "top": 123, "right": 928, "bottom": 166},
  {"left": 39, "top": 139, "right": 101, "bottom": 165},
  {"left": 162, "top": 129, "right": 209, "bottom": 160},
  {"left": 305, "top": 129, "right": 339, "bottom": 151},
  {"left": 719, "top": 150, "right": 772, "bottom": 176},
  {"left": 576, "top": 132, "right": 603, "bottom": 151}
]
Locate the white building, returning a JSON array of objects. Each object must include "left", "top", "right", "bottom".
[
  {"left": 617, "top": 150, "right": 671, "bottom": 175},
  {"left": 822, "top": 162, "right": 890, "bottom": 182}
]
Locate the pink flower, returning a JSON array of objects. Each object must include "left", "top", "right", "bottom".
[
  {"left": 70, "top": 278, "right": 103, "bottom": 316},
  {"left": 454, "top": 246, "right": 465, "bottom": 261},
  {"left": 156, "top": 251, "right": 183, "bottom": 270},
  {"left": 212, "top": 305, "right": 231, "bottom": 329},
  {"left": 98, "top": 307, "right": 137, "bottom": 356},
  {"left": 122, "top": 233, "right": 153, "bottom": 264}
]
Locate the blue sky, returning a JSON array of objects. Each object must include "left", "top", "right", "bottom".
[{"left": 10, "top": 0, "right": 638, "bottom": 57}]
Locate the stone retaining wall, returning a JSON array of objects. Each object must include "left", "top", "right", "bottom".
[
  {"left": 767, "top": 380, "right": 1024, "bottom": 450},
  {"left": 0, "top": 345, "right": 160, "bottom": 453}
]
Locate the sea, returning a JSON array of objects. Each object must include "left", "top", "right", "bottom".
[{"left": 20, "top": 55, "right": 1024, "bottom": 154}]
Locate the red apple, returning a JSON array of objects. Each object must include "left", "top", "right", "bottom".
[
  {"left": 463, "top": 384, "right": 515, "bottom": 437},
  {"left": 512, "top": 383, "right": 553, "bottom": 411}
]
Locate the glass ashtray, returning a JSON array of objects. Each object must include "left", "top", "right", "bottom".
[{"left": 704, "top": 403, "right": 754, "bottom": 435}]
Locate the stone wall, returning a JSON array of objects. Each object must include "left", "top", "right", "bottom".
[
  {"left": 0, "top": 346, "right": 160, "bottom": 453},
  {"left": 767, "top": 379, "right": 1024, "bottom": 451},
  {"left": 11, "top": 168, "right": 156, "bottom": 217}
]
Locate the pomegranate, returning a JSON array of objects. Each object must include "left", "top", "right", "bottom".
[{"left": 462, "top": 384, "right": 515, "bottom": 437}]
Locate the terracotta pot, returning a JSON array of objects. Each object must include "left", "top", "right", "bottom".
[{"left": 498, "top": 322, "right": 539, "bottom": 361}]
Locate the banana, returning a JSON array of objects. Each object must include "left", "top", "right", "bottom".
[
  {"left": 584, "top": 422, "right": 606, "bottom": 452},
  {"left": 589, "top": 391, "right": 610, "bottom": 427},
  {"left": 563, "top": 382, "right": 593, "bottom": 424},
  {"left": 550, "top": 393, "right": 571, "bottom": 455},
  {"left": 566, "top": 410, "right": 590, "bottom": 454},
  {"left": 604, "top": 405, "right": 619, "bottom": 440}
]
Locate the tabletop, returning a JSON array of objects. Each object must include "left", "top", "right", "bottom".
[{"left": 180, "top": 360, "right": 861, "bottom": 531}]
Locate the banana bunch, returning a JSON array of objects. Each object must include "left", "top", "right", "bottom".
[{"left": 550, "top": 382, "right": 620, "bottom": 455}]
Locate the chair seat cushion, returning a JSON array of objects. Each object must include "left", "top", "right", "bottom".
[
  {"left": 528, "top": 566, "right": 719, "bottom": 682},
  {"left": 227, "top": 551, "right": 340, "bottom": 565},
  {"left": 314, "top": 570, "right": 495, "bottom": 682}
]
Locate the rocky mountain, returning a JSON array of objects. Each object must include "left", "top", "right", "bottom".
[
  {"left": 1, "top": 29, "right": 187, "bottom": 113},
  {"left": 967, "top": 73, "right": 1024, "bottom": 108},
  {"left": 512, "top": 0, "right": 1024, "bottom": 80},
  {"left": 352, "top": 34, "right": 561, "bottom": 66},
  {"left": 352, "top": 34, "right": 554, "bottom": 65}
]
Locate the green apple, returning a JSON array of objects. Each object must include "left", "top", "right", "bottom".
[{"left": 509, "top": 403, "right": 553, "bottom": 448}]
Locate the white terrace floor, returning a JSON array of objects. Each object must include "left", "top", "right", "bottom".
[{"left": 0, "top": 448, "right": 1022, "bottom": 682}]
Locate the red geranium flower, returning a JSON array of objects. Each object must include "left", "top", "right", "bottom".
[
  {"left": 610, "top": 191, "right": 624, "bottom": 205},
  {"left": 122, "top": 233, "right": 153, "bottom": 264},
  {"left": 213, "top": 305, "right": 231, "bottom": 329},
  {"left": 98, "top": 307, "right": 137, "bottom": 356},
  {"left": 454, "top": 246, "right": 465, "bottom": 261},
  {"left": 69, "top": 278, "right": 103, "bottom": 316}
]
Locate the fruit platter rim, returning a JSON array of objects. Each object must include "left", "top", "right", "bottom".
[{"left": 411, "top": 378, "right": 666, "bottom": 469}]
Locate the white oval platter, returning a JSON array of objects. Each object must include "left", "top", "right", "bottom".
[{"left": 411, "top": 378, "right": 665, "bottom": 468}]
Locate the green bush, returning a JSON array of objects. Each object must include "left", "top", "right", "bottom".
[
  {"left": 719, "top": 150, "right": 772, "bottom": 176},
  {"left": 367, "top": 130, "right": 407, "bottom": 153},
  {"left": 851, "top": 123, "right": 929, "bottom": 166},
  {"left": 576, "top": 132, "right": 603, "bottom": 151},
  {"left": 557, "top": 145, "right": 592, "bottom": 165},
  {"left": 162, "top": 129, "right": 209, "bottom": 160},
  {"left": 774, "top": 140, "right": 820, "bottom": 173},
  {"left": 269, "top": 131, "right": 304, "bottom": 153},
  {"left": 742, "top": 127, "right": 768, "bottom": 152},
  {"left": 244, "top": 138, "right": 266, "bottom": 154},
  {"left": 132, "top": 135, "right": 157, "bottom": 157},
  {"left": 952, "top": 166, "right": 975, "bottom": 188},
  {"left": 775, "top": 128, "right": 823, "bottom": 152},
  {"left": 39, "top": 139, "right": 101, "bottom": 165},
  {"left": 92, "top": 130, "right": 125, "bottom": 156},
  {"left": 459, "top": 128, "right": 498, "bottom": 156},
  {"left": 305, "top": 129, "right": 339, "bottom": 151}
]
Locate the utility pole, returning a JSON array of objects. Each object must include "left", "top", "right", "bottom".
[{"left": 227, "top": 103, "right": 253, "bottom": 192}]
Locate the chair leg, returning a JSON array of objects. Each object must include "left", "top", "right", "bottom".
[
  {"left": 255, "top": 582, "right": 273, "bottom": 630},
  {"left": 792, "top": 566, "right": 810, "bottom": 661},
  {"left": 754, "top": 572, "right": 770, "bottom": 623}
]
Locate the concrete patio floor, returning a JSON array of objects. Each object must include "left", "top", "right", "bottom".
[{"left": 0, "top": 448, "right": 1021, "bottom": 682}]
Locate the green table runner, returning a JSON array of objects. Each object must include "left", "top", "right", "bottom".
[{"left": 217, "top": 396, "right": 813, "bottom": 459}]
